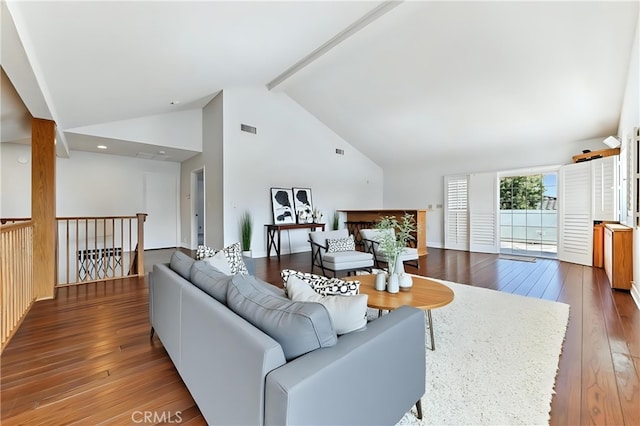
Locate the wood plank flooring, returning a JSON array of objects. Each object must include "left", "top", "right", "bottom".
[{"left": 2, "top": 248, "right": 638, "bottom": 425}]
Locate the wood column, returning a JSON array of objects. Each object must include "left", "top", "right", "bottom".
[
  {"left": 136, "top": 213, "right": 147, "bottom": 276},
  {"left": 31, "top": 118, "right": 56, "bottom": 299}
]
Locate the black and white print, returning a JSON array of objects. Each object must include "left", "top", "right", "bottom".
[
  {"left": 292, "top": 187, "right": 313, "bottom": 223},
  {"left": 270, "top": 187, "right": 295, "bottom": 224}
]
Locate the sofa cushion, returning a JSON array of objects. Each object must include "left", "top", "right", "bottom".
[
  {"left": 190, "top": 260, "right": 234, "bottom": 303},
  {"left": 281, "top": 269, "right": 359, "bottom": 296},
  {"left": 169, "top": 250, "right": 195, "bottom": 280},
  {"left": 286, "top": 275, "right": 368, "bottom": 335},
  {"left": 227, "top": 274, "right": 337, "bottom": 361}
]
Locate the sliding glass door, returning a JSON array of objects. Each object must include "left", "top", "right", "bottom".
[{"left": 499, "top": 172, "right": 558, "bottom": 258}]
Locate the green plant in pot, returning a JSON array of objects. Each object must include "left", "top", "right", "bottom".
[
  {"left": 331, "top": 211, "right": 340, "bottom": 231},
  {"left": 375, "top": 213, "right": 416, "bottom": 277},
  {"left": 240, "top": 211, "right": 253, "bottom": 256}
]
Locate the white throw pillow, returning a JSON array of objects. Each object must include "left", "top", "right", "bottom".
[
  {"left": 204, "top": 250, "right": 232, "bottom": 275},
  {"left": 286, "top": 275, "right": 368, "bottom": 335}
]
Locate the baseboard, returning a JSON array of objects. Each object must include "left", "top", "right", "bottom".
[
  {"left": 427, "top": 241, "right": 444, "bottom": 249},
  {"left": 631, "top": 282, "right": 640, "bottom": 310}
]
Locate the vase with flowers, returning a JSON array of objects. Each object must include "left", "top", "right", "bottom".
[{"left": 375, "top": 213, "right": 416, "bottom": 291}]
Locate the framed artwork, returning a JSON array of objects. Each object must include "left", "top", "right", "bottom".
[
  {"left": 292, "top": 187, "right": 313, "bottom": 223},
  {"left": 270, "top": 187, "right": 295, "bottom": 224}
]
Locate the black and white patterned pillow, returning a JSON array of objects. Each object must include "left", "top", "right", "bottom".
[
  {"left": 326, "top": 235, "right": 355, "bottom": 253},
  {"left": 281, "top": 269, "right": 359, "bottom": 296},
  {"left": 195, "top": 242, "right": 248, "bottom": 275},
  {"left": 219, "top": 242, "right": 249, "bottom": 275},
  {"left": 196, "top": 245, "right": 216, "bottom": 260}
]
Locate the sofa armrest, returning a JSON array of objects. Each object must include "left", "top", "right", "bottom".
[{"left": 264, "top": 305, "right": 426, "bottom": 426}]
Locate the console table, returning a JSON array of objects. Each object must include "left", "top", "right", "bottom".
[
  {"left": 339, "top": 209, "right": 428, "bottom": 256},
  {"left": 265, "top": 223, "right": 325, "bottom": 259}
]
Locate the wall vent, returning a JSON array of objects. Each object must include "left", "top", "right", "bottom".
[
  {"left": 136, "top": 152, "right": 170, "bottom": 161},
  {"left": 336, "top": 148, "right": 345, "bottom": 155},
  {"left": 241, "top": 124, "right": 257, "bottom": 134}
]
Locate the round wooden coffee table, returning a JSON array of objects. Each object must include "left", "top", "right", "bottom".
[{"left": 346, "top": 274, "right": 454, "bottom": 350}]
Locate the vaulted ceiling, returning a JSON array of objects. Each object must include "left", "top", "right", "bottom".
[{"left": 1, "top": 1, "right": 638, "bottom": 167}]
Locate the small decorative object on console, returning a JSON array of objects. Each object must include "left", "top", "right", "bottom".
[{"left": 312, "top": 208, "right": 323, "bottom": 223}]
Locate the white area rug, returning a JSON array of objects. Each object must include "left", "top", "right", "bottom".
[{"left": 392, "top": 279, "right": 570, "bottom": 426}]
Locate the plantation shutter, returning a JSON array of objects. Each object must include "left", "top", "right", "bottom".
[
  {"left": 558, "top": 162, "right": 593, "bottom": 266},
  {"left": 444, "top": 175, "right": 469, "bottom": 250},
  {"left": 469, "top": 172, "right": 499, "bottom": 253},
  {"left": 592, "top": 156, "right": 618, "bottom": 221}
]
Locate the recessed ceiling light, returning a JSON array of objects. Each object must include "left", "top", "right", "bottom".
[
  {"left": 97, "top": 145, "right": 107, "bottom": 150},
  {"left": 158, "top": 150, "right": 166, "bottom": 155},
  {"left": 170, "top": 100, "right": 180, "bottom": 105}
]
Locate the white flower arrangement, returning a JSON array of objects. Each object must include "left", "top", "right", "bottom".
[{"left": 375, "top": 213, "right": 416, "bottom": 275}]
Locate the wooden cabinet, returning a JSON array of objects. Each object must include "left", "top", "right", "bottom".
[
  {"left": 603, "top": 224, "right": 633, "bottom": 290},
  {"left": 593, "top": 223, "right": 604, "bottom": 268},
  {"left": 340, "top": 209, "right": 428, "bottom": 256}
]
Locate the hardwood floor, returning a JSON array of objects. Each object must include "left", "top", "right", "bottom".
[{"left": 1, "top": 248, "right": 638, "bottom": 425}]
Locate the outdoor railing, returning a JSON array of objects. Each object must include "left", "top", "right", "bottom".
[
  {"left": 1, "top": 220, "right": 35, "bottom": 352},
  {"left": 56, "top": 213, "right": 147, "bottom": 286}
]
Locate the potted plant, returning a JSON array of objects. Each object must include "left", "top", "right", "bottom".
[
  {"left": 240, "top": 211, "right": 253, "bottom": 257},
  {"left": 332, "top": 211, "right": 340, "bottom": 230},
  {"left": 375, "top": 213, "right": 416, "bottom": 287}
]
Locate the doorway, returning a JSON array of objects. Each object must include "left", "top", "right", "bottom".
[
  {"left": 499, "top": 172, "right": 558, "bottom": 258},
  {"left": 191, "top": 169, "right": 205, "bottom": 247}
]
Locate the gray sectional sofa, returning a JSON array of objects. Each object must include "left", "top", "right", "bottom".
[{"left": 149, "top": 250, "right": 426, "bottom": 425}]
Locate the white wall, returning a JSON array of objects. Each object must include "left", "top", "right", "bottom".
[
  {"left": 220, "top": 86, "right": 383, "bottom": 257},
  {"left": 620, "top": 9, "right": 640, "bottom": 308},
  {"left": 618, "top": 11, "right": 640, "bottom": 144},
  {"left": 180, "top": 153, "right": 204, "bottom": 248},
  {"left": 1, "top": 143, "right": 181, "bottom": 248},
  {"left": 1, "top": 143, "right": 31, "bottom": 216},
  {"left": 384, "top": 138, "right": 606, "bottom": 247},
  {"left": 179, "top": 92, "right": 225, "bottom": 250}
]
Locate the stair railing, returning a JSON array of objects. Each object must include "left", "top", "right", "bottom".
[
  {"left": 1, "top": 220, "right": 35, "bottom": 352},
  {"left": 55, "top": 213, "right": 147, "bottom": 286}
]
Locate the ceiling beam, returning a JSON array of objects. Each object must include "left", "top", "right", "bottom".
[
  {"left": 2, "top": 1, "right": 69, "bottom": 157},
  {"left": 267, "top": 1, "right": 403, "bottom": 91}
]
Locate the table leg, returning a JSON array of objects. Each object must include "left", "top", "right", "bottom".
[
  {"left": 266, "top": 228, "right": 279, "bottom": 258},
  {"left": 427, "top": 309, "right": 435, "bottom": 351},
  {"left": 276, "top": 229, "right": 281, "bottom": 260}
]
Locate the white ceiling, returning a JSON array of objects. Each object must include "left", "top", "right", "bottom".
[{"left": 1, "top": 1, "right": 638, "bottom": 166}]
